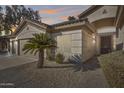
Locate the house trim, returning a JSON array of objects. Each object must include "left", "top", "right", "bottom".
[
  {"left": 13, "top": 19, "right": 50, "bottom": 36},
  {"left": 78, "top": 5, "right": 104, "bottom": 18}
]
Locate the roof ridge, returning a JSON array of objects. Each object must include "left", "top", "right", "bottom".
[{"left": 52, "top": 18, "right": 88, "bottom": 27}]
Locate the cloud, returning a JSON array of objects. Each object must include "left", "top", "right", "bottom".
[
  {"left": 38, "top": 6, "right": 91, "bottom": 24},
  {"left": 38, "top": 7, "right": 66, "bottom": 14},
  {"left": 59, "top": 16, "right": 68, "bottom": 20},
  {"left": 42, "top": 18, "right": 55, "bottom": 24},
  {"left": 39, "top": 9, "right": 58, "bottom": 14}
]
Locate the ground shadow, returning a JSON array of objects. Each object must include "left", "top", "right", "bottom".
[
  {"left": 43, "top": 65, "right": 74, "bottom": 68},
  {"left": 68, "top": 55, "right": 100, "bottom": 72},
  {"left": 41, "top": 55, "right": 100, "bottom": 72},
  {"left": 82, "top": 57, "right": 100, "bottom": 72}
]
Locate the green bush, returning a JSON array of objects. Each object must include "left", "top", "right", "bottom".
[{"left": 55, "top": 53, "right": 65, "bottom": 64}]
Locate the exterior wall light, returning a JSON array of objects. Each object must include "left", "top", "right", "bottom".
[
  {"left": 93, "top": 39, "right": 96, "bottom": 44},
  {"left": 92, "top": 34, "right": 96, "bottom": 44},
  {"left": 92, "top": 34, "right": 95, "bottom": 39}
]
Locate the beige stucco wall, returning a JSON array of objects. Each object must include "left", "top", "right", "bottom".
[
  {"left": 53, "top": 27, "right": 98, "bottom": 62},
  {"left": 116, "top": 25, "right": 124, "bottom": 50},
  {"left": 82, "top": 30, "right": 96, "bottom": 61},
  {"left": 52, "top": 30, "right": 82, "bottom": 61},
  {"left": 97, "top": 26, "right": 116, "bottom": 33},
  {"left": 116, "top": 27, "right": 124, "bottom": 45},
  {"left": 87, "top": 6, "right": 117, "bottom": 23},
  {"left": 17, "top": 24, "right": 45, "bottom": 39}
]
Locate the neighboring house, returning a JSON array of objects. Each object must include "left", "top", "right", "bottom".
[{"left": 2, "top": 5, "right": 124, "bottom": 62}]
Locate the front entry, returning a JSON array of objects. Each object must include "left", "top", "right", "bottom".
[
  {"left": 0, "top": 37, "right": 10, "bottom": 53},
  {"left": 100, "top": 36, "right": 112, "bottom": 54}
]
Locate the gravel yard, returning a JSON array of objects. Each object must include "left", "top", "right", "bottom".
[
  {"left": 98, "top": 51, "right": 124, "bottom": 87},
  {"left": 0, "top": 57, "right": 109, "bottom": 88}
]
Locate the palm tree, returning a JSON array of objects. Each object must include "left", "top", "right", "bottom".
[{"left": 23, "top": 33, "right": 56, "bottom": 68}]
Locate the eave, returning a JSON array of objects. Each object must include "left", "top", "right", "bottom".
[
  {"left": 114, "top": 6, "right": 124, "bottom": 28},
  {"left": 50, "top": 19, "right": 87, "bottom": 33},
  {"left": 13, "top": 19, "right": 51, "bottom": 36},
  {"left": 78, "top": 5, "right": 104, "bottom": 19}
]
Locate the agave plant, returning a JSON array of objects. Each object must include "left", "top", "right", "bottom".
[{"left": 23, "top": 33, "right": 56, "bottom": 68}]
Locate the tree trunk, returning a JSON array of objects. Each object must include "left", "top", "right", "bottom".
[{"left": 37, "top": 49, "right": 44, "bottom": 68}]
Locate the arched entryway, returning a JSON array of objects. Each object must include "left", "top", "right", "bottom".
[{"left": 91, "top": 17, "right": 116, "bottom": 54}]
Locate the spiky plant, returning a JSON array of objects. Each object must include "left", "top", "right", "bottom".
[{"left": 23, "top": 33, "right": 56, "bottom": 68}]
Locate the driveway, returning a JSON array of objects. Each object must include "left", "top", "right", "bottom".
[{"left": 0, "top": 55, "right": 37, "bottom": 70}]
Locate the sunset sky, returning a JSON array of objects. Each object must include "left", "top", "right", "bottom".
[{"left": 26, "top": 5, "right": 90, "bottom": 24}]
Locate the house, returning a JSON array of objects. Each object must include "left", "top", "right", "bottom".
[
  {"left": 9, "top": 20, "right": 50, "bottom": 58},
  {"left": 5, "top": 5, "right": 124, "bottom": 62}
]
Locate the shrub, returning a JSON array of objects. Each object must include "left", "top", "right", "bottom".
[
  {"left": 46, "top": 49, "right": 55, "bottom": 61},
  {"left": 55, "top": 53, "right": 65, "bottom": 64}
]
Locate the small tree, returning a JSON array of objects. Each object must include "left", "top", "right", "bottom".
[
  {"left": 23, "top": 33, "right": 56, "bottom": 68},
  {"left": 68, "top": 16, "right": 76, "bottom": 21}
]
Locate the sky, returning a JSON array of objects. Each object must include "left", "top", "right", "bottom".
[{"left": 26, "top": 5, "right": 91, "bottom": 25}]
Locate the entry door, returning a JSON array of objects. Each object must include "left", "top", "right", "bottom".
[{"left": 100, "top": 36, "right": 112, "bottom": 54}]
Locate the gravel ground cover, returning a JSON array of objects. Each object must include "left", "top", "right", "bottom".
[
  {"left": 98, "top": 51, "right": 124, "bottom": 88},
  {"left": 0, "top": 57, "right": 109, "bottom": 88}
]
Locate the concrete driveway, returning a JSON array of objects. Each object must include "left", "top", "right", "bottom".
[{"left": 0, "top": 56, "right": 37, "bottom": 70}]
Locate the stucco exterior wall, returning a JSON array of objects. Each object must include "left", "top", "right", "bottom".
[
  {"left": 116, "top": 25, "right": 124, "bottom": 50},
  {"left": 87, "top": 6, "right": 117, "bottom": 23},
  {"left": 17, "top": 24, "right": 45, "bottom": 39},
  {"left": 82, "top": 30, "right": 96, "bottom": 61},
  {"left": 97, "top": 26, "right": 116, "bottom": 33},
  {"left": 116, "top": 27, "right": 124, "bottom": 44},
  {"left": 52, "top": 30, "right": 82, "bottom": 61}
]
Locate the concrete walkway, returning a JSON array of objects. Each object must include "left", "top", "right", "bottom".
[{"left": 0, "top": 56, "right": 37, "bottom": 70}]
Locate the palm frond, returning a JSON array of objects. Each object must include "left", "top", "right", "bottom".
[
  {"left": 34, "top": 49, "right": 39, "bottom": 55},
  {"left": 23, "top": 33, "right": 56, "bottom": 55},
  {"left": 23, "top": 48, "right": 32, "bottom": 54}
]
